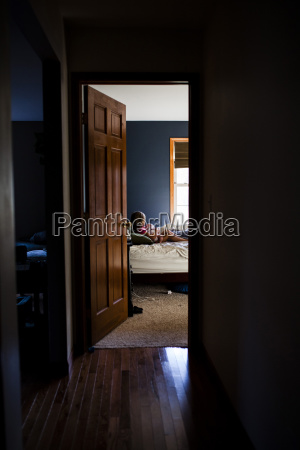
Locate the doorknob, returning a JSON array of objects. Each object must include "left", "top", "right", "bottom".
[{"left": 120, "top": 221, "right": 131, "bottom": 228}]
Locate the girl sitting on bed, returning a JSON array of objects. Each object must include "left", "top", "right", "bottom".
[{"left": 130, "top": 211, "right": 186, "bottom": 243}]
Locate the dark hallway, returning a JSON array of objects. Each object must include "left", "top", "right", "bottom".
[
  {"left": 21, "top": 347, "right": 253, "bottom": 450},
  {"left": 1, "top": 1, "right": 300, "bottom": 449}
]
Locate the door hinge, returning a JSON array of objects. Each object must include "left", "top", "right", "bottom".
[{"left": 81, "top": 112, "right": 88, "bottom": 125}]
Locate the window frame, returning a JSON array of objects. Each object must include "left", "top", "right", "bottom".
[{"left": 170, "top": 137, "right": 189, "bottom": 223}]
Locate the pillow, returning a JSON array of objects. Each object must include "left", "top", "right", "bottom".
[
  {"left": 29, "top": 230, "right": 47, "bottom": 244},
  {"left": 130, "top": 232, "right": 153, "bottom": 245}
]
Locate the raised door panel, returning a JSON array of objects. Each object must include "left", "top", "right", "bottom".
[
  {"left": 111, "top": 148, "right": 122, "bottom": 215},
  {"left": 94, "top": 145, "right": 107, "bottom": 217},
  {"left": 111, "top": 111, "right": 122, "bottom": 138},
  {"left": 111, "top": 238, "right": 123, "bottom": 303},
  {"left": 94, "top": 104, "right": 107, "bottom": 133},
  {"left": 95, "top": 239, "right": 109, "bottom": 313}
]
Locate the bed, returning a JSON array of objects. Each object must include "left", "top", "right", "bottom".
[
  {"left": 16, "top": 230, "right": 47, "bottom": 264},
  {"left": 129, "top": 240, "right": 189, "bottom": 283}
]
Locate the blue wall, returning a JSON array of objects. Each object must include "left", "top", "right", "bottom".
[
  {"left": 10, "top": 20, "right": 43, "bottom": 121},
  {"left": 126, "top": 121, "right": 188, "bottom": 224},
  {"left": 12, "top": 122, "right": 45, "bottom": 238},
  {"left": 10, "top": 21, "right": 45, "bottom": 237}
]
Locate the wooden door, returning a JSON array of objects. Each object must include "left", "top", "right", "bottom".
[{"left": 85, "top": 86, "right": 128, "bottom": 345}]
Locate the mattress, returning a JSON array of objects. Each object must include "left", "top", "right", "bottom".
[
  {"left": 27, "top": 249, "right": 47, "bottom": 262},
  {"left": 130, "top": 241, "right": 188, "bottom": 273},
  {"left": 16, "top": 241, "right": 47, "bottom": 264}
]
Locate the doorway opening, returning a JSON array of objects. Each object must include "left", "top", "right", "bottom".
[
  {"left": 71, "top": 74, "right": 202, "bottom": 355},
  {"left": 88, "top": 85, "right": 189, "bottom": 349},
  {"left": 10, "top": 18, "right": 48, "bottom": 373},
  {"left": 10, "top": 8, "right": 67, "bottom": 375}
]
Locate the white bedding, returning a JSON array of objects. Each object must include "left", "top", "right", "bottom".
[{"left": 130, "top": 241, "right": 188, "bottom": 273}]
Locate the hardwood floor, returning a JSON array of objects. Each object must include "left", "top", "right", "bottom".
[{"left": 21, "top": 348, "right": 253, "bottom": 450}]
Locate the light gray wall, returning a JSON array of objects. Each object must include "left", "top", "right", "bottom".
[{"left": 203, "top": 1, "right": 300, "bottom": 448}]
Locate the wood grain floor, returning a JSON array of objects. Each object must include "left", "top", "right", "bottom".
[{"left": 21, "top": 347, "right": 253, "bottom": 450}]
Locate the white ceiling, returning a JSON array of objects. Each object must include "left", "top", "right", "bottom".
[{"left": 89, "top": 85, "right": 189, "bottom": 121}]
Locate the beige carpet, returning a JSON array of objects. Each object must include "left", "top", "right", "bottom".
[{"left": 94, "top": 283, "right": 188, "bottom": 348}]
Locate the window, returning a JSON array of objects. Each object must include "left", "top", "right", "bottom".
[{"left": 170, "top": 138, "right": 189, "bottom": 228}]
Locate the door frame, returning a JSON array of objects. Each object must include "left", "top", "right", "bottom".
[{"left": 70, "top": 73, "right": 203, "bottom": 355}]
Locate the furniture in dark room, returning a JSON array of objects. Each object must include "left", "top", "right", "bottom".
[{"left": 15, "top": 239, "right": 48, "bottom": 369}]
